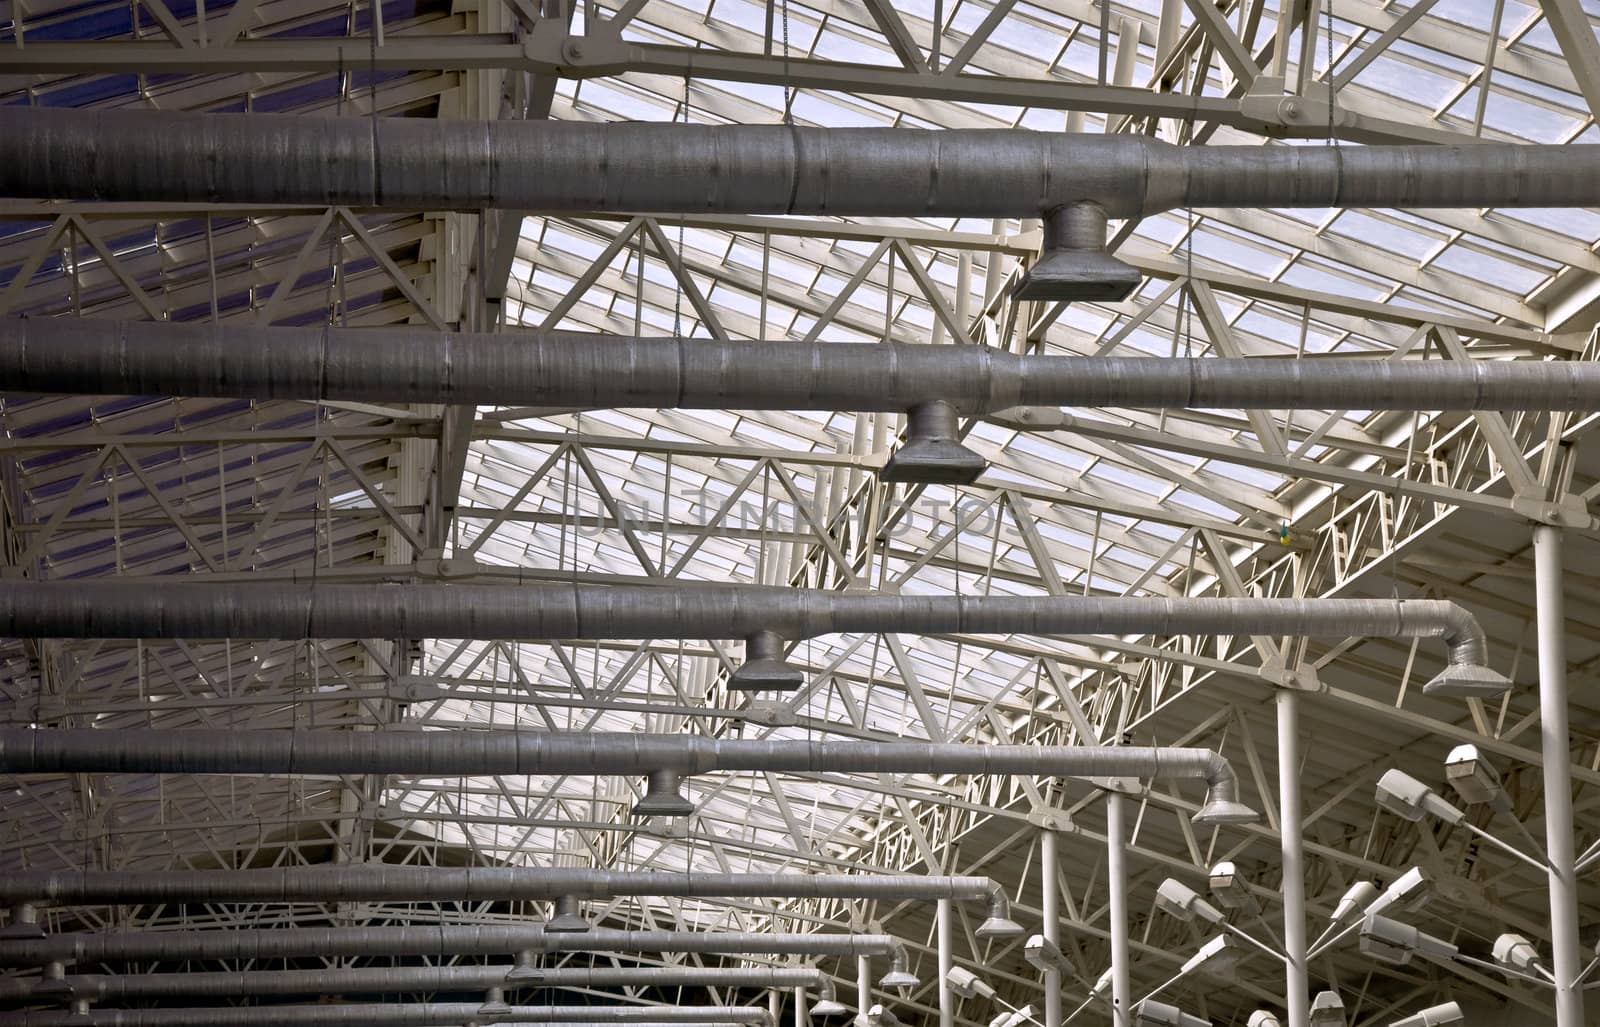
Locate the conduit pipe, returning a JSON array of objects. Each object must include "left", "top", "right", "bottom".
[
  {"left": 0, "top": 1009, "right": 767, "bottom": 1027},
  {"left": 0, "top": 727, "right": 1254, "bottom": 826},
  {"left": 0, "top": 928, "right": 911, "bottom": 980},
  {"left": 0, "top": 966, "right": 834, "bottom": 1004},
  {"left": 0, "top": 581, "right": 1508, "bottom": 700},
  {"left": 6, "top": 108, "right": 1600, "bottom": 300},
  {"left": 9, "top": 323, "right": 1600, "bottom": 416},
  {"left": 0, "top": 868, "right": 1020, "bottom": 939}
]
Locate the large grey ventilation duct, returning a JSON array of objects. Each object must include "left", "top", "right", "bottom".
[
  {"left": 0, "top": 728, "right": 1253, "bottom": 826},
  {"left": 0, "top": 966, "right": 832, "bottom": 1005},
  {"left": 0, "top": 868, "right": 1020, "bottom": 939},
  {"left": 0, "top": 1009, "right": 768, "bottom": 1027},
  {"left": 9, "top": 322, "right": 1594, "bottom": 486},
  {"left": 4, "top": 108, "right": 1598, "bottom": 302},
  {"left": 0, "top": 581, "right": 1507, "bottom": 700},
  {"left": 8, "top": 323, "right": 1597, "bottom": 413},
  {"left": 0, "top": 928, "right": 910, "bottom": 983}
]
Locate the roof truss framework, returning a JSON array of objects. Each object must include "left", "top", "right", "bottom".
[{"left": 1, "top": 0, "right": 1599, "bottom": 1021}]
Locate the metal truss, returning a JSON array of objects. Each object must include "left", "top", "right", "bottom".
[{"left": 3, "top": 0, "right": 1600, "bottom": 1023}]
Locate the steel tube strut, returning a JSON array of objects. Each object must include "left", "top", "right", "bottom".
[
  {"left": 0, "top": 1009, "right": 766, "bottom": 1027},
  {"left": 5, "top": 109, "right": 1599, "bottom": 216},
  {"left": 1535, "top": 526, "right": 1586, "bottom": 1026},
  {"left": 0, "top": 729, "right": 1254, "bottom": 826},
  {"left": 1278, "top": 690, "right": 1309, "bottom": 1027},
  {"left": 0, "top": 928, "right": 905, "bottom": 971},
  {"left": 7, "top": 323, "right": 1600, "bottom": 413},
  {"left": 0, "top": 966, "right": 831, "bottom": 1004}
]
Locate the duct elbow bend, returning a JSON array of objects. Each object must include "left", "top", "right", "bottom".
[
  {"left": 1416, "top": 602, "right": 1512, "bottom": 700},
  {"left": 1436, "top": 602, "right": 1489, "bottom": 667},
  {"left": 877, "top": 943, "right": 919, "bottom": 990},
  {"left": 1190, "top": 751, "right": 1259, "bottom": 828},
  {"left": 975, "top": 882, "right": 1024, "bottom": 939}
]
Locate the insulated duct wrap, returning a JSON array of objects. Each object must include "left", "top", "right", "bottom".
[
  {"left": 0, "top": 928, "right": 903, "bottom": 968},
  {"left": 0, "top": 730, "right": 1242, "bottom": 809},
  {"left": 0, "top": 1009, "right": 765, "bottom": 1027},
  {"left": 0, "top": 967, "right": 829, "bottom": 1003},
  {"left": 3, "top": 109, "right": 1598, "bottom": 216},
  {"left": 0, "top": 583, "right": 1491, "bottom": 667},
  {"left": 4, "top": 322, "right": 1597, "bottom": 413},
  {"left": 0, "top": 867, "right": 1005, "bottom": 910}
]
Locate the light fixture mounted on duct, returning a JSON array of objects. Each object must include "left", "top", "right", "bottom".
[
  {"left": 881, "top": 400, "right": 987, "bottom": 486},
  {"left": 633, "top": 769, "right": 697, "bottom": 818},
  {"left": 1012, "top": 203, "right": 1142, "bottom": 303},
  {"left": 545, "top": 895, "right": 590, "bottom": 933},
  {"left": 729, "top": 630, "right": 804, "bottom": 692},
  {"left": 810, "top": 978, "right": 851, "bottom": 1017}
]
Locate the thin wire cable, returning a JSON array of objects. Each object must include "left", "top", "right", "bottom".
[
  {"left": 780, "top": 0, "right": 794, "bottom": 123},
  {"left": 674, "top": 73, "right": 688, "bottom": 340}
]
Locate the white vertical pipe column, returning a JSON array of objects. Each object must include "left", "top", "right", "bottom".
[
  {"left": 857, "top": 956, "right": 870, "bottom": 1018},
  {"left": 794, "top": 988, "right": 807, "bottom": 1027},
  {"left": 1105, "top": 795, "right": 1131, "bottom": 1027},
  {"left": 1041, "top": 829, "right": 1062, "bottom": 1027},
  {"left": 1535, "top": 526, "right": 1586, "bottom": 1027},
  {"left": 937, "top": 899, "right": 954, "bottom": 1027},
  {"left": 770, "top": 987, "right": 781, "bottom": 1027},
  {"left": 1278, "top": 690, "right": 1308, "bottom": 1027}
]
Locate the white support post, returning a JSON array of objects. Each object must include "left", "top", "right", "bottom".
[
  {"left": 1535, "top": 525, "right": 1586, "bottom": 1027},
  {"left": 795, "top": 987, "right": 807, "bottom": 1027},
  {"left": 1278, "top": 689, "right": 1308, "bottom": 1027},
  {"left": 1042, "top": 829, "right": 1063, "bottom": 1027},
  {"left": 938, "top": 899, "right": 954, "bottom": 1027},
  {"left": 858, "top": 955, "right": 871, "bottom": 1018},
  {"left": 1106, "top": 794, "right": 1131, "bottom": 1027}
]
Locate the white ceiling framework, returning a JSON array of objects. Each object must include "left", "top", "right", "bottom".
[{"left": 1, "top": 0, "right": 1599, "bottom": 1023}]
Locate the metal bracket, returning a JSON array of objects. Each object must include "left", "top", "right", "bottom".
[
  {"left": 523, "top": 24, "right": 634, "bottom": 76},
  {"left": 1025, "top": 808, "right": 1075, "bottom": 831},
  {"left": 1511, "top": 492, "right": 1592, "bottom": 528},
  {"left": 1239, "top": 77, "right": 1356, "bottom": 134},
  {"left": 1260, "top": 661, "right": 1323, "bottom": 692}
]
